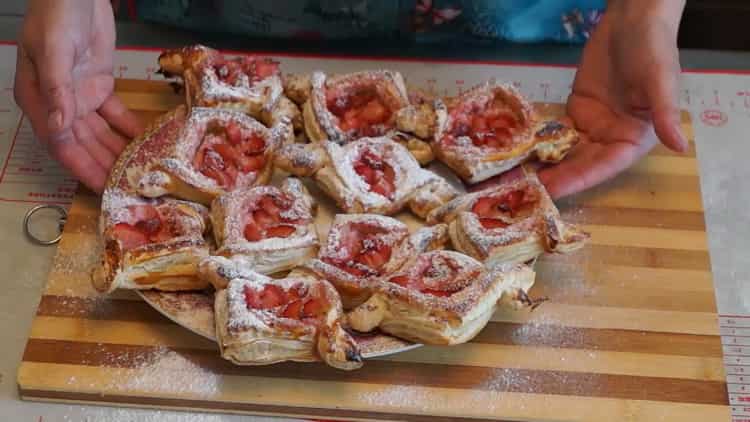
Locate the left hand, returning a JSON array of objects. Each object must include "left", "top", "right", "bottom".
[{"left": 539, "top": 0, "right": 687, "bottom": 199}]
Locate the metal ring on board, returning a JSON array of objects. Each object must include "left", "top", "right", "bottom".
[{"left": 23, "top": 204, "right": 68, "bottom": 246}]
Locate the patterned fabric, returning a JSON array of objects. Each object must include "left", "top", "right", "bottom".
[{"left": 131, "top": 0, "right": 605, "bottom": 44}]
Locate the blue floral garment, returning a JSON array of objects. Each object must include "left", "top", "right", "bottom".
[{"left": 132, "top": 0, "right": 605, "bottom": 44}]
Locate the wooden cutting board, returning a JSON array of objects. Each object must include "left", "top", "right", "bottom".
[{"left": 17, "top": 78, "right": 730, "bottom": 421}]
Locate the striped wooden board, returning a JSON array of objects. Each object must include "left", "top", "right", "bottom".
[{"left": 17, "top": 79, "right": 730, "bottom": 421}]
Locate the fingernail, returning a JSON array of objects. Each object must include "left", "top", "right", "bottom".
[{"left": 48, "top": 110, "right": 63, "bottom": 131}]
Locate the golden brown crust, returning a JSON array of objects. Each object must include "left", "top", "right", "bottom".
[
  {"left": 304, "top": 214, "right": 448, "bottom": 309},
  {"left": 432, "top": 81, "right": 580, "bottom": 184},
  {"left": 347, "top": 252, "right": 536, "bottom": 345},
  {"left": 204, "top": 256, "right": 362, "bottom": 370},
  {"left": 428, "top": 172, "right": 589, "bottom": 266},
  {"left": 136, "top": 107, "right": 289, "bottom": 205},
  {"left": 273, "top": 137, "right": 456, "bottom": 216},
  {"left": 158, "top": 44, "right": 298, "bottom": 131},
  {"left": 208, "top": 178, "right": 319, "bottom": 278}
]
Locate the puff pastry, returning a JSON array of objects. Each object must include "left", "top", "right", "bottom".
[
  {"left": 158, "top": 44, "right": 301, "bottom": 139},
  {"left": 137, "top": 107, "right": 289, "bottom": 205},
  {"left": 210, "top": 178, "right": 318, "bottom": 278},
  {"left": 304, "top": 214, "right": 448, "bottom": 308},
  {"left": 347, "top": 251, "right": 536, "bottom": 345},
  {"left": 274, "top": 136, "right": 457, "bottom": 217},
  {"left": 286, "top": 70, "right": 434, "bottom": 164},
  {"left": 92, "top": 188, "right": 211, "bottom": 293},
  {"left": 202, "top": 256, "right": 362, "bottom": 370},
  {"left": 427, "top": 172, "right": 589, "bottom": 267},
  {"left": 432, "top": 81, "right": 579, "bottom": 184}
]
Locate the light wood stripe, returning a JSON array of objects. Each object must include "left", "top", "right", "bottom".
[
  {"left": 385, "top": 344, "right": 725, "bottom": 382},
  {"left": 535, "top": 264, "right": 715, "bottom": 293},
  {"left": 532, "top": 281, "right": 719, "bottom": 313},
  {"left": 582, "top": 224, "right": 708, "bottom": 251},
  {"left": 27, "top": 316, "right": 724, "bottom": 381},
  {"left": 560, "top": 206, "right": 706, "bottom": 231},
  {"left": 561, "top": 170, "right": 703, "bottom": 210},
  {"left": 630, "top": 156, "right": 698, "bottom": 176},
  {"left": 492, "top": 303, "right": 721, "bottom": 336},
  {"left": 540, "top": 245, "right": 711, "bottom": 271},
  {"left": 21, "top": 340, "right": 729, "bottom": 405}
]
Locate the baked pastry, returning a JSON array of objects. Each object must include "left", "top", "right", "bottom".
[
  {"left": 210, "top": 178, "right": 318, "bottom": 277},
  {"left": 158, "top": 44, "right": 301, "bottom": 139},
  {"left": 92, "top": 188, "right": 211, "bottom": 293},
  {"left": 273, "top": 136, "right": 457, "bottom": 217},
  {"left": 427, "top": 172, "right": 589, "bottom": 267},
  {"left": 202, "top": 256, "right": 362, "bottom": 370},
  {"left": 137, "top": 107, "right": 289, "bottom": 205},
  {"left": 304, "top": 214, "right": 448, "bottom": 308},
  {"left": 431, "top": 81, "right": 579, "bottom": 184},
  {"left": 347, "top": 251, "right": 536, "bottom": 345},
  {"left": 285, "top": 70, "right": 433, "bottom": 164}
]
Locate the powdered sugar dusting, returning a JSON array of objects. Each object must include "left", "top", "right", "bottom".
[{"left": 325, "top": 137, "right": 439, "bottom": 211}]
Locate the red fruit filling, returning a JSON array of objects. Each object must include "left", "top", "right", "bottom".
[
  {"left": 211, "top": 56, "right": 280, "bottom": 86},
  {"left": 193, "top": 121, "right": 267, "bottom": 188},
  {"left": 471, "top": 188, "right": 538, "bottom": 229},
  {"left": 112, "top": 204, "right": 177, "bottom": 251},
  {"left": 243, "top": 282, "right": 327, "bottom": 321},
  {"left": 243, "top": 193, "right": 301, "bottom": 242},
  {"left": 323, "top": 223, "right": 394, "bottom": 277},
  {"left": 353, "top": 150, "right": 396, "bottom": 199},
  {"left": 326, "top": 84, "right": 394, "bottom": 137}
]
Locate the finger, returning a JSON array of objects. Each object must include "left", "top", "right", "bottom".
[
  {"left": 30, "top": 41, "right": 77, "bottom": 134},
  {"left": 14, "top": 47, "right": 51, "bottom": 144},
  {"left": 51, "top": 136, "right": 109, "bottom": 194},
  {"left": 72, "top": 118, "right": 118, "bottom": 171},
  {"left": 98, "top": 94, "right": 145, "bottom": 139},
  {"left": 85, "top": 112, "right": 129, "bottom": 155},
  {"left": 645, "top": 63, "right": 687, "bottom": 153}
]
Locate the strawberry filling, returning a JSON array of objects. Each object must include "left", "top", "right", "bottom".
[
  {"left": 112, "top": 204, "right": 176, "bottom": 251},
  {"left": 388, "top": 254, "right": 475, "bottom": 297},
  {"left": 243, "top": 194, "right": 302, "bottom": 242},
  {"left": 323, "top": 223, "right": 393, "bottom": 277},
  {"left": 353, "top": 150, "right": 396, "bottom": 199},
  {"left": 193, "top": 121, "right": 267, "bottom": 188},
  {"left": 445, "top": 95, "right": 520, "bottom": 150},
  {"left": 243, "top": 283, "right": 327, "bottom": 321},
  {"left": 471, "top": 189, "right": 538, "bottom": 229},
  {"left": 326, "top": 84, "right": 394, "bottom": 137},
  {"left": 211, "top": 56, "right": 279, "bottom": 86}
]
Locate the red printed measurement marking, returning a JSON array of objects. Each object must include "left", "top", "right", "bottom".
[
  {"left": 145, "top": 66, "right": 156, "bottom": 80},
  {"left": 455, "top": 79, "right": 465, "bottom": 94},
  {"left": 701, "top": 109, "right": 728, "bottom": 127},
  {"left": 117, "top": 65, "right": 129, "bottom": 78},
  {"left": 540, "top": 82, "right": 550, "bottom": 100}
]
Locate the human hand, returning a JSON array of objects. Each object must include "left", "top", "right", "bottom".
[
  {"left": 14, "top": 0, "right": 143, "bottom": 193},
  {"left": 539, "top": 0, "right": 687, "bottom": 199}
]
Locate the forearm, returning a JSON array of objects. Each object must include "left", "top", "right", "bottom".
[{"left": 607, "top": 0, "right": 685, "bottom": 32}]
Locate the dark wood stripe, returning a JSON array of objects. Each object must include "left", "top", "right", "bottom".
[
  {"left": 19, "top": 388, "right": 516, "bottom": 422},
  {"left": 473, "top": 323, "right": 723, "bottom": 357},
  {"left": 22, "top": 339, "right": 728, "bottom": 405},
  {"left": 539, "top": 245, "right": 711, "bottom": 271},
  {"left": 36, "top": 295, "right": 721, "bottom": 356},
  {"left": 559, "top": 206, "right": 706, "bottom": 231},
  {"left": 564, "top": 173, "right": 702, "bottom": 207},
  {"left": 532, "top": 271, "right": 718, "bottom": 313}
]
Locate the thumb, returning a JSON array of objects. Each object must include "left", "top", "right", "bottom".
[
  {"left": 34, "top": 43, "right": 76, "bottom": 135},
  {"left": 646, "top": 64, "right": 688, "bottom": 153}
]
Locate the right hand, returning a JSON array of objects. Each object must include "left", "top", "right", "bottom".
[{"left": 14, "top": 0, "right": 143, "bottom": 193}]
